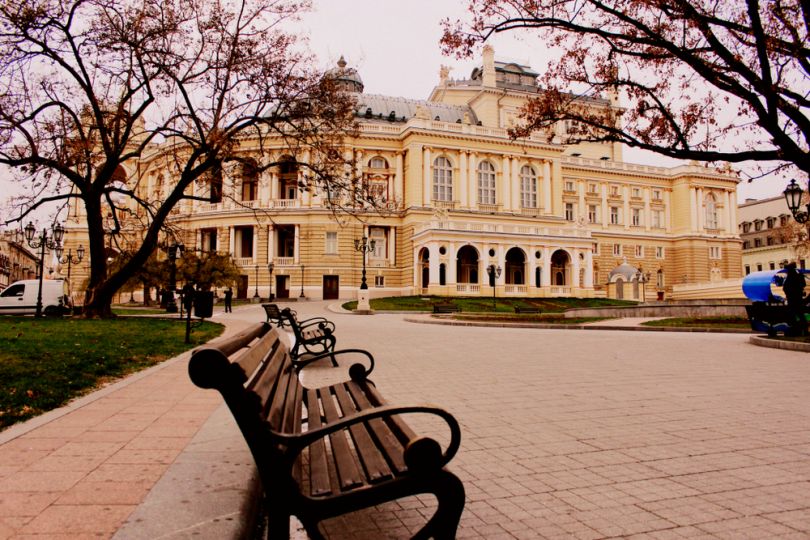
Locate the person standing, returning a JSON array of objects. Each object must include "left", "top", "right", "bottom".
[
  {"left": 782, "top": 262, "right": 806, "bottom": 335},
  {"left": 224, "top": 287, "right": 233, "bottom": 313}
]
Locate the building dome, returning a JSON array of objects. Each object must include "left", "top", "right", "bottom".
[
  {"left": 608, "top": 258, "right": 640, "bottom": 282},
  {"left": 325, "top": 56, "right": 364, "bottom": 93}
]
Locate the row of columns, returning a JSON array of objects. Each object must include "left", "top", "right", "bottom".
[{"left": 413, "top": 243, "right": 594, "bottom": 289}]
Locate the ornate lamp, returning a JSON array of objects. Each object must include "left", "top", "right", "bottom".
[{"left": 784, "top": 179, "right": 809, "bottom": 223}]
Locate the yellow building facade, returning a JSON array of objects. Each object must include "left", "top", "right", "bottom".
[{"left": 63, "top": 48, "right": 741, "bottom": 302}]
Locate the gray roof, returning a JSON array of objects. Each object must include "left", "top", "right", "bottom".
[
  {"left": 355, "top": 94, "right": 478, "bottom": 124},
  {"left": 608, "top": 260, "right": 640, "bottom": 281}
]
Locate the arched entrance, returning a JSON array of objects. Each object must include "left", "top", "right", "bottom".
[
  {"left": 456, "top": 245, "right": 479, "bottom": 284},
  {"left": 505, "top": 247, "right": 526, "bottom": 285},
  {"left": 616, "top": 278, "right": 625, "bottom": 299},
  {"left": 551, "top": 250, "right": 570, "bottom": 286},
  {"left": 418, "top": 248, "right": 430, "bottom": 288}
]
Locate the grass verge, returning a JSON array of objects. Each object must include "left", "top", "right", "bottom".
[
  {"left": 640, "top": 316, "right": 751, "bottom": 330},
  {"left": 342, "top": 295, "right": 636, "bottom": 313},
  {"left": 452, "top": 314, "right": 613, "bottom": 324},
  {"left": 0, "top": 317, "right": 223, "bottom": 430}
]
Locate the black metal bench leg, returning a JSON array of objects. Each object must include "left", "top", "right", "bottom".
[{"left": 412, "top": 470, "right": 466, "bottom": 540}]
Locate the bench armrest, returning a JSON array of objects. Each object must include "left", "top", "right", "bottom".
[
  {"left": 284, "top": 404, "right": 462, "bottom": 471},
  {"left": 297, "top": 318, "right": 336, "bottom": 333},
  {"left": 294, "top": 348, "right": 375, "bottom": 378}
]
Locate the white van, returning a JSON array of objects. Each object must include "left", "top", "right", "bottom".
[{"left": 0, "top": 279, "right": 72, "bottom": 316}]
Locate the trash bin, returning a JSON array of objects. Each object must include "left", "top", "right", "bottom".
[{"left": 194, "top": 291, "right": 214, "bottom": 319}]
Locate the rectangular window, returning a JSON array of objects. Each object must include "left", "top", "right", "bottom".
[
  {"left": 200, "top": 228, "right": 217, "bottom": 252},
  {"left": 635, "top": 245, "right": 643, "bottom": 258},
  {"left": 369, "top": 227, "right": 387, "bottom": 259},
  {"left": 632, "top": 208, "right": 641, "bottom": 226},
  {"left": 656, "top": 271, "right": 664, "bottom": 288},
  {"left": 744, "top": 265, "right": 751, "bottom": 275},
  {"left": 610, "top": 185, "right": 619, "bottom": 196},
  {"left": 564, "top": 180, "right": 575, "bottom": 192},
  {"left": 754, "top": 238, "right": 762, "bottom": 247},
  {"left": 593, "top": 243, "right": 600, "bottom": 255},
  {"left": 235, "top": 226, "right": 254, "bottom": 258},
  {"left": 325, "top": 231, "right": 338, "bottom": 254},
  {"left": 565, "top": 203, "right": 574, "bottom": 221},
  {"left": 374, "top": 275, "right": 385, "bottom": 287},
  {"left": 613, "top": 244, "right": 622, "bottom": 256},
  {"left": 588, "top": 204, "right": 598, "bottom": 224},
  {"left": 521, "top": 177, "right": 538, "bottom": 208},
  {"left": 656, "top": 246, "right": 664, "bottom": 259},
  {"left": 588, "top": 183, "right": 597, "bottom": 194},
  {"left": 432, "top": 158, "right": 453, "bottom": 202},
  {"left": 652, "top": 189, "right": 662, "bottom": 201},
  {"left": 632, "top": 187, "right": 641, "bottom": 198},
  {"left": 610, "top": 206, "right": 620, "bottom": 225},
  {"left": 652, "top": 210, "right": 662, "bottom": 228},
  {"left": 709, "top": 246, "right": 721, "bottom": 259},
  {"left": 769, "top": 262, "right": 776, "bottom": 270},
  {"left": 756, "top": 263, "right": 763, "bottom": 271}
]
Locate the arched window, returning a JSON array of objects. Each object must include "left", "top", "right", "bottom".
[
  {"left": 432, "top": 157, "right": 453, "bottom": 202},
  {"left": 477, "top": 161, "right": 496, "bottom": 205},
  {"left": 520, "top": 165, "right": 537, "bottom": 208},
  {"left": 656, "top": 269, "right": 664, "bottom": 288},
  {"left": 241, "top": 161, "right": 258, "bottom": 202},
  {"left": 439, "top": 263, "right": 446, "bottom": 285},
  {"left": 705, "top": 193, "right": 718, "bottom": 229},
  {"left": 368, "top": 156, "right": 388, "bottom": 169}
]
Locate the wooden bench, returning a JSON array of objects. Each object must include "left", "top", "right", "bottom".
[
  {"left": 281, "top": 308, "right": 338, "bottom": 364},
  {"left": 514, "top": 306, "right": 541, "bottom": 314},
  {"left": 433, "top": 304, "right": 460, "bottom": 314},
  {"left": 262, "top": 303, "right": 295, "bottom": 328},
  {"left": 188, "top": 323, "right": 465, "bottom": 539},
  {"left": 745, "top": 302, "right": 798, "bottom": 337}
]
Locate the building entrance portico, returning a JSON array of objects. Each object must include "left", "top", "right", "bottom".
[{"left": 412, "top": 221, "right": 596, "bottom": 297}]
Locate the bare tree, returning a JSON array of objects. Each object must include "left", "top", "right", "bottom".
[
  {"left": 0, "top": 0, "right": 359, "bottom": 317},
  {"left": 442, "top": 1, "right": 809, "bottom": 180}
]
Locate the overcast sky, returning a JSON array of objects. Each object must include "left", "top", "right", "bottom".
[{"left": 0, "top": 0, "right": 789, "bottom": 226}]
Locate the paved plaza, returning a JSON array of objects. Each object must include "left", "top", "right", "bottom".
[{"left": 1, "top": 302, "right": 809, "bottom": 538}]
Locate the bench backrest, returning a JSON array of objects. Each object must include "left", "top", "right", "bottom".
[
  {"left": 188, "top": 323, "right": 303, "bottom": 467},
  {"left": 263, "top": 303, "right": 283, "bottom": 320}
]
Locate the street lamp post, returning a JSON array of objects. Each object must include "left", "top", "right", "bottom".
[
  {"left": 353, "top": 236, "right": 376, "bottom": 290},
  {"left": 55, "top": 245, "right": 85, "bottom": 291},
  {"left": 253, "top": 264, "right": 260, "bottom": 299},
  {"left": 784, "top": 179, "right": 810, "bottom": 223},
  {"left": 487, "top": 264, "right": 502, "bottom": 310},
  {"left": 267, "top": 262, "right": 275, "bottom": 300},
  {"left": 165, "top": 243, "right": 184, "bottom": 313},
  {"left": 299, "top": 265, "right": 305, "bottom": 298},
  {"left": 23, "top": 222, "right": 65, "bottom": 318},
  {"left": 354, "top": 236, "right": 376, "bottom": 312},
  {"left": 635, "top": 270, "right": 650, "bottom": 303}
]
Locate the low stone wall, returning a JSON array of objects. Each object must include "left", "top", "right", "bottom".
[{"left": 565, "top": 303, "right": 749, "bottom": 318}]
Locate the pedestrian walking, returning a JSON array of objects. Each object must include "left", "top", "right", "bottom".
[
  {"left": 782, "top": 262, "right": 806, "bottom": 335},
  {"left": 224, "top": 287, "right": 233, "bottom": 313}
]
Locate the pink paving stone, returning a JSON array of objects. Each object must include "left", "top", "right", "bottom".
[
  {"left": 18, "top": 504, "right": 134, "bottom": 534},
  {"left": 0, "top": 471, "right": 85, "bottom": 493},
  {"left": 0, "top": 493, "right": 60, "bottom": 518},
  {"left": 55, "top": 480, "right": 152, "bottom": 505}
]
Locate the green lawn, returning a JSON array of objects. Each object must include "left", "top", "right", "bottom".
[
  {"left": 455, "top": 313, "right": 613, "bottom": 324},
  {"left": 0, "top": 317, "right": 223, "bottom": 429},
  {"left": 342, "top": 295, "right": 636, "bottom": 313},
  {"left": 641, "top": 316, "right": 751, "bottom": 330}
]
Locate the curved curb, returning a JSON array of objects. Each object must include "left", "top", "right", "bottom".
[
  {"left": 749, "top": 335, "right": 810, "bottom": 352},
  {"left": 403, "top": 315, "right": 753, "bottom": 333}
]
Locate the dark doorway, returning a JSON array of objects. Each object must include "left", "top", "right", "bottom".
[
  {"left": 276, "top": 275, "right": 290, "bottom": 299},
  {"left": 237, "top": 275, "right": 248, "bottom": 299},
  {"left": 323, "top": 275, "right": 339, "bottom": 300}
]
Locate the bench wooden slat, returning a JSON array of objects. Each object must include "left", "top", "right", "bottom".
[
  {"left": 318, "top": 387, "right": 364, "bottom": 490},
  {"left": 266, "top": 361, "right": 300, "bottom": 433},
  {"left": 364, "top": 383, "right": 418, "bottom": 444},
  {"left": 233, "top": 330, "right": 277, "bottom": 384},
  {"left": 305, "top": 389, "right": 332, "bottom": 497},
  {"left": 247, "top": 344, "right": 286, "bottom": 422},
  {"left": 332, "top": 383, "right": 393, "bottom": 483},
  {"left": 346, "top": 382, "right": 408, "bottom": 475}
]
